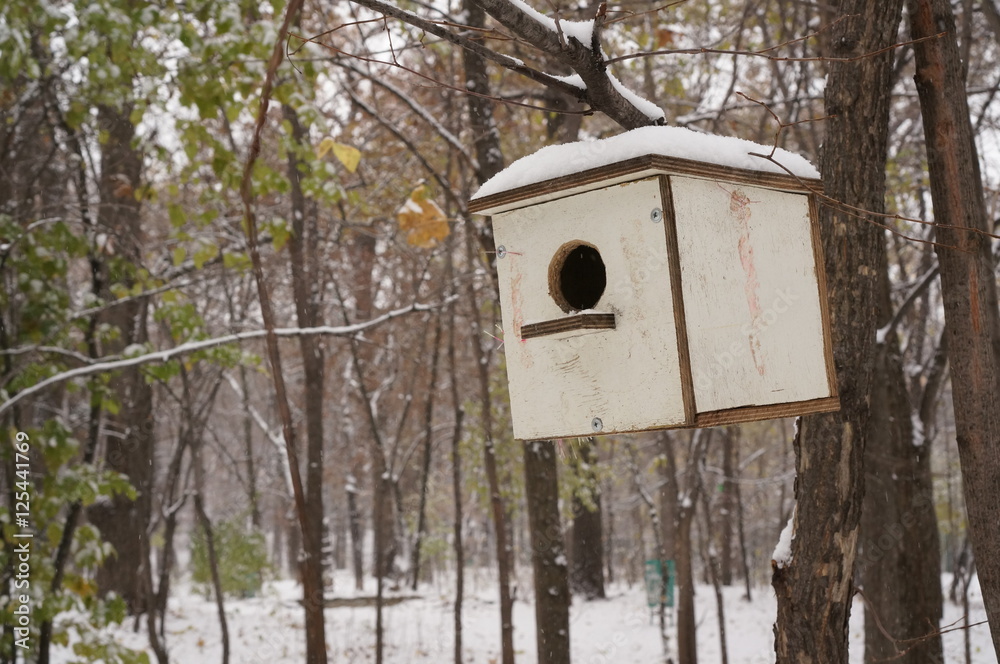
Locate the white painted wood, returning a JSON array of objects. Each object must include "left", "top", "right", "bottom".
[
  {"left": 494, "top": 178, "right": 688, "bottom": 440},
  {"left": 670, "top": 176, "right": 832, "bottom": 413},
  {"left": 475, "top": 167, "right": 664, "bottom": 215}
]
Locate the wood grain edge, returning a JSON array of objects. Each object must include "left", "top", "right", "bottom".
[
  {"left": 470, "top": 154, "right": 824, "bottom": 215},
  {"left": 515, "top": 396, "right": 842, "bottom": 441},
  {"left": 520, "top": 313, "right": 616, "bottom": 340},
  {"left": 809, "top": 194, "right": 839, "bottom": 400},
  {"left": 660, "top": 175, "right": 697, "bottom": 425},
  {"left": 694, "top": 396, "right": 841, "bottom": 428}
]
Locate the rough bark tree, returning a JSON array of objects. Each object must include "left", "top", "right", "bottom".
[
  {"left": 569, "top": 436, "right": 605, "bottom": 600},
  {"left": 626, "top": 438, "right": 670, "bottom": 660},
  {"left": 860, "top": 250, "right": 943, "bottom": 664},
  {"left": 282, "top": 102, "right": 329, "bottom": 662},
  {"left": 460, "top": 2, "right": 516, "bottom": 660},
  {"left": 523, "top": 439, "right": 571, "bottom": 664},
  {"left": 719, "top": 428, "right": 735, "bottom": 586},
  {"left": 87, "top": 104, "right": 155, "bottom": 616},
  {"left": 907, "top": 0, "right": 1000, "bottom": 652},
  {"left": 445, "top": 244, "right": 467, "bottom": 664},
  {"left": 673, "top": 431, "right": 711, "bottom": 664},
  {"left": 697, "top": 465, "right": 730, "bottom": 664},
  {"left": 771, "top": 1, "right": 904, "bottom": 662},
  {"left": 410, "top": 311, "right": 444, "bottom": 590}
]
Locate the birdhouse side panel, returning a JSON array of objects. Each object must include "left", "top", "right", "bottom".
[
  {"left": 492, "top": 178, "right": 689, "bottom": 440},
  {"left": 669, "top": 176, "right": 832, "bottom": 413}
]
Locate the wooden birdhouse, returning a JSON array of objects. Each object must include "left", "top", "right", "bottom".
[{"left": 469, "top": 127, "right": 839, "bottom": 441}]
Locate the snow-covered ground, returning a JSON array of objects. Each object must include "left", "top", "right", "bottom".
[{"left": 53, "top": 571, "right": 996, "bottom": 663}]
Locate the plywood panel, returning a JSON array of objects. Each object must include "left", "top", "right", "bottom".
[
  {"left": 670, "top": 176, "right": 832, "bottom": 413},
  {"left": 493, "top": 178, "right": 688, "bottom": 440}
]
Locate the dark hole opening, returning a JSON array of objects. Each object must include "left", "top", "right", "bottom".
[{"left": 556, "top": 243, "right": 606, "bottom": 311}]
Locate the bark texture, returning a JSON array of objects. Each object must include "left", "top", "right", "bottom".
[
  {"left": 523, "top": 440, "right": 571, "bottom": 664},
  {"left": 860, "top": 256, "right": 943, "bottom": 664},
  {"left": 461, "top": 4, "right": 515, "bottom": 661},
  {"left": 770, "top": 1, "right": 903, "bottom": 661},
  {"left": 88, "top": 105, "right": 154, "bottom": 616},
  {"left": 907, "top": 0, "right": 1000, "bottom": 653},
  {"left": 283, "top": 104, "right": 329, "bottom": 663},
  {"left": 569, "top": 437, "right": 605, "bottom": 600}
]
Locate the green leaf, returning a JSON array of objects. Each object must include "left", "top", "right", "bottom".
[
  {"left": 172, "top": 246, "right": 186, "bottom": 267},
  {"left": 269, "top": 219, "right": 290, "bottom": 252},
  {"left": 192, "top": 242, "right": 218, "bottom": 269},
  {"left": 222, "top": 251, "right": 251, "bottom": 271},
  {"left": 168, "top": 204, "right": 186, "bottom": 228}
]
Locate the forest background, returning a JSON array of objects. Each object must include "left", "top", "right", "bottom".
[{"left": 2, "top": 0, "right": 1000, "bottom": 663}]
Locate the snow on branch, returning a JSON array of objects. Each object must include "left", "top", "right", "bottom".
[
  {"left": 336, "top": 0, "right": 586, "bottom": 101},
  {"left": 338, "top": 0, "right": 663, "bottom": 129},
  {"left": 471, "top": 0, "right": 664, "bottom": 129},
  {"left": 0, "top": 300, "right": 444, "bottom": 417}
]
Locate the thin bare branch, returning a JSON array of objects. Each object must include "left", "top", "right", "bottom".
[
  {"left": 0, "top": 301, "right": 442, "bottom": 418},
  {"left": 328, "top": 0, "right": 587, "bottom": 98},
  {"left": 605, "top": 31, "right": 947, "bottom": 66}
]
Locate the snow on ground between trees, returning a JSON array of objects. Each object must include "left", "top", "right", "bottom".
[
  {"left": 51, "top": 572, "right": 996, "bottom": 663},
  {"left": 472, "top": 126, "right": 822, "bottom": 200}
]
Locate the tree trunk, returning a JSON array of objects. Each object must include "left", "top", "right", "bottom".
[
  {"left": 658, "top": 433, "right": 679, "bottom": 565},
  {"left": 371, "top": 452, "right": 398, "bottom": 579},
  {"left": 239, "top": 363, "right": 262, "bottom": 529},
  {"left": 347, "top": 478, "right": 365, "bottom": 591},
  {"left": 860, "top": 251, "right": 943, "bottom": 664},
  {"left": 87, "top": 104, "right": 154, "bottom": 616},
  {"left": 523, "top": 440, "right": 571, "bottom": 664},
  {"left": 662, "top": 431, "right": 710, "bottom": 664},
  {"left": 604, "top": 443, "right": 616, "bottom": 586},
  {"left": 569, "top": 437, "right": 605, "bottom": 600},
  {"left": 283, "top": 103, "right": 328, "bottom": 664},
  {"left": 719, "top": 429, "right": 735, "bottom": 586},
  {"left": 676, "top": 495, "right": 697, "bottom": 664},
  {"left": 698, "top": 476, "right": 729, "bottom": 664},
  {"left": 446, "top": 244, "right": 466, "bottom": 664},
  {"left": 460, "top": 1, "right": 513, "bottom": 659},
  {"left": 770, "top": 2, "right": 903, "bottom": 661},
  {"left": 907, "top": 0, "right": 1000, "bottom": 653},
  {"left": 409, "top": 312, "right": 441, "bottom": 589},
  {"left": 729, "top": 427, "right": 753, "bottom": 601},
  {"left": 193, "top": 494, "right": 229, "bottom": 664}
]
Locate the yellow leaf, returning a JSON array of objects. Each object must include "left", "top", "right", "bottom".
[
  {"left": 332, "top": 142, "right": 361, "bottom": 173},
  {"left": 317, "top": 138, "right": 361, "bottom": 173},
  {"left": 316, "top": 137, "right": 337, "bottom": 159},
  {"left": 397, "top": 184, "right": 450, "bottom": 249}
]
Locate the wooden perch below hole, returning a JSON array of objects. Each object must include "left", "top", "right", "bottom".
[{"left": 520, "top": 313, "right": 616, "bottom": 340}]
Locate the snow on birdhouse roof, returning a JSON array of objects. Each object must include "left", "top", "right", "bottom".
[{"left": 471, "top": 125, "right": 820, "bottom": 204}]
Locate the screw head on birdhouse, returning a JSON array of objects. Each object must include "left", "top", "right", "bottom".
[{"left": 470, "top": 126, "right": 839, "bottom": 441}]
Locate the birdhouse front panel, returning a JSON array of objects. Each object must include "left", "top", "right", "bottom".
[
  {"left": 493, "top": 177, "right": 690, "bottom": 441},
  {"left": 670, "top": 176, "right": 834, "bottom": 414}
]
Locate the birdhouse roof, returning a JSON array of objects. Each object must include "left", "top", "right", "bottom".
[{"left": 470, "top": 126, "right": 822, "bottom": 215}]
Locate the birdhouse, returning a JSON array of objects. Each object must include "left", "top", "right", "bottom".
[{"left": 469, "top": 127, "right": 839, "bottom": 441}]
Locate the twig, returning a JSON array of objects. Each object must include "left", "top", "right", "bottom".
[
  {"left": 735, "top": 91, "right": 830, "bottom": 159},
  {"left": 236, "top": 0, "right": 311, "bottom": 579},
  {"left": 323, "top": 0, "right": 588, "bottom": 99},
  {"left": 855, "top": 588, "right": 990, "bottom": 661},
  {"left": 0, "top": 302, "right": 441, "bottom": 418},
  {"left": 605, "top": 32, "right": 947, "bottom": 66}
]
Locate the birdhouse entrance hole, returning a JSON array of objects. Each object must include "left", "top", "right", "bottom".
[{"left": 550, "top": 242, "right": 606, "bottom": 312}]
